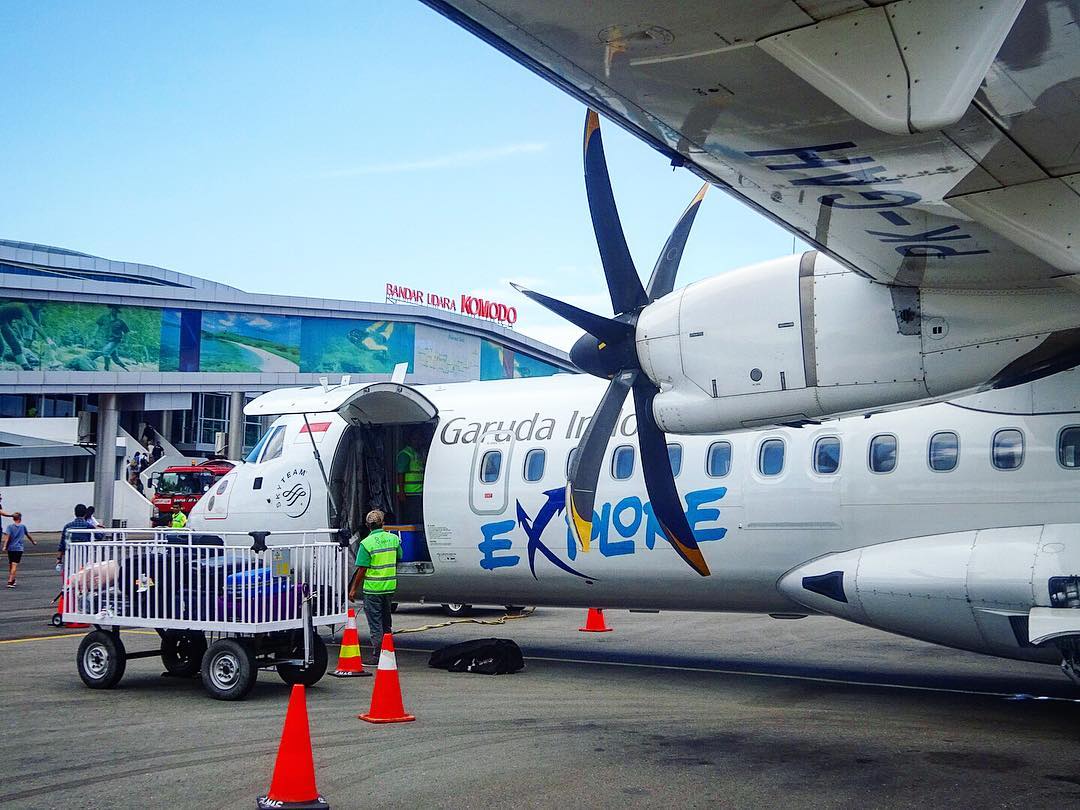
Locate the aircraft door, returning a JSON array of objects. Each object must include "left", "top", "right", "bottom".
[
  {"left": 200, "top": 472, "right": 234, "bottom": 520},
  {"left": 470, "top": 431, "right": 513, "bottom": 515}
]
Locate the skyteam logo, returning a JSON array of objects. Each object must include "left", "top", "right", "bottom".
[
  {"left": 272, "top": 467, "right": 311, "bottom": 518},
  {"left": 478, "top": 485, "right": 728, "bottom": 578}
]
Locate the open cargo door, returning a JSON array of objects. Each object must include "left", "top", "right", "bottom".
[{"left": 245, "top": 381, "right": 438, "bottom": 424}]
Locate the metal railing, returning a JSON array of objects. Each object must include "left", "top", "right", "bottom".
[{"left": 61, "top": 528, "right": 348, "bottom": 633}]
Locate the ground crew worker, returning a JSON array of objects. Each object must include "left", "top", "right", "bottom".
[
  {"left": 348, "top": 509, "right": 401, "bottom": 657},
  {"left": 170, "top": 505, "right": 187, "bottom": 529},
  {"left": 396, "top": 428, "right": 425, "bottom": 523}
]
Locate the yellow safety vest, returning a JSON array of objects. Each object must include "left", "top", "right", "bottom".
[
  {"left": 358, "top": 530, "right": 401, "bottom": 594},
  {"left": 398, "top": 446, "right": 424, "bottom": 495},
  {"left": 171, "top": 511, "right": 187, "bottom": 529}
]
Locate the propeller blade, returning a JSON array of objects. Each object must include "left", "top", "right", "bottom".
[
  {"left": 583, "top": 110, "right": 647, "bottom": 316},
  {"left": 645, "top": 183, "right": 709, "bottom": 301},
  {"left": 631, "top": 378, "right": 711, "bottom": 577},
  {"left": 510, "top": 283, "right": 632, "bottom": 346},
  {"left": 567, "top": 370, "right": 636, "bottom": 551}
]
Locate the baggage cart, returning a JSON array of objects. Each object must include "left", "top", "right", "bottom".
[{"left": 61, "top": 528, "right": 349, "bottom": 700}]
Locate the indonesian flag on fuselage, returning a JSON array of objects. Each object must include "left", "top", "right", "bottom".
[{"left": 295, "top": 420, "right": 332, "bottom": 444}]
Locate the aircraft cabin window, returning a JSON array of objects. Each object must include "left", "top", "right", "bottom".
[
  {"left": 480, "top": 450, "right": 502, "bottom": 483},
  {"left": 992, "top": 429, "right": 1024, "bottom": 470},
  {"left": 667, "top": 443, "right": 683, "bottom": 477},
  {"left": 928, "top": 431, "right": 959, "bottom": 472},
  {"left": 813, "top": 437, "right": 841, "bottom": 475},
  {"left": 259, "top": 425, "right": 287, "bottom": 464},
  {"left": 566, "top": 447, "right": 579, "bottom": 478},
  {"left": 523, "top": 448, "right": 546, "bottom": 482},
  {"left": 611, "top": 445, "right": 635, "bottom": 480},
  {"left": 869, "top": 434, "right": 897, "bottom": 473},
  {"left": 706, "top": 441, "right": 732, "bottom": 478},
  {"left": 758, "top": 439, "right": 785, "bottom": 476},
  {"left": 1059, "top": 427, "right": 1080, "bottom": 469}
]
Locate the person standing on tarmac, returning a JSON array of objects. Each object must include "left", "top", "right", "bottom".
[
  {"left": 348, "top": 509, "right": 402, "bottom": 658},
  {"left": 170, "top": 504, "right": 188, "bottom": 529}
]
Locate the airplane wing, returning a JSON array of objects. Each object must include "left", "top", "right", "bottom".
[{"left": 420, "top": 0, "right": 1079, "bottom": 290}]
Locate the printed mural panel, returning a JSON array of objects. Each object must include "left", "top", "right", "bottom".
[
  {"left": 0, "top": 299, "right": 162, "bottom": 372},
  {"left": 299, "top": 317, "right": 414, "bottom": 374},
  {"left": 413, "top": 325, "right": 480, "bottom": 382},
  {"left": 200, "top": 311, "right": 301, "bottom": 373}
]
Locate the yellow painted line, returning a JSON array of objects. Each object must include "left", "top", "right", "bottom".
[
  {"left": 0, "top": 632, "right": 85, "bottom": 644},
  {"left": 0, "top": 629, "right": 157, "bottom": 645}
]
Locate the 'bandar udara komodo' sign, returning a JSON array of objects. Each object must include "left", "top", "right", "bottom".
[{"left": 385, "top": 283, "right": 518, "bottom": 327}]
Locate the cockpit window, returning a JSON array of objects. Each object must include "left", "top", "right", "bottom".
[
  {"left": 258, "top": 425, "right": 287, "bottom": 464},
  {"left": 245, "top": 426, "right": 274, "bottom": 463}
]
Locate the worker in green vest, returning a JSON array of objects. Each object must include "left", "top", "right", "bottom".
[
  {"left": 348, "top": 509, "right": 402, "bottom": 657},
  {"left": 395, "top": 427, "right": 426, "bottom": 524},
  {"left": 170, "top": 505, "right": 187, "bottom": 529}
]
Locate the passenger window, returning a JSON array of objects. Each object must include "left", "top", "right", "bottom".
[
  {"left": 813, "top": 437, "right": 841, "bottom": 474},
  {"left": 758, "top": 439, "right": 785, "bottom": 476},
  {"left": 523, "top": 448, "right": 546, "bottom": 482},
  {"left": 566, "top": 447, "right": 579, "bottom": 478},
  {"left": 611, "top": 445, "right": 635, "bottom": 480},
  {"left": 706, "top": 441, "right": 731, "bottom": 478},
  {"left": 928, "top": 431, "right": 959, "bottom": 472},
  {"left": 667, "top": 443, "right": 683, "bottom": 477},
  {"left": 992, "top": 429, "right": 1024, "bottom": 470},
  {"left": 869, "top": 434, "right": 897, "bottom": 473},
  {"left": 259, "top": 426, "right": 287, "bottom": 463},
  {"left": 1059, "top": 427, "right": 1080, "bottom": 469},
  {"left": 480, "top": 450, "right": 502, "bottom": 483}
]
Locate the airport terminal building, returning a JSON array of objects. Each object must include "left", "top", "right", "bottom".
[{"left": 0, "top": 239, "right": 572, "bottom": 527}]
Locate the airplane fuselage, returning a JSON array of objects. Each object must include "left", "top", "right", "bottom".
[{"left": 191, "top": 372, "right": 1080, "bottom": 669}]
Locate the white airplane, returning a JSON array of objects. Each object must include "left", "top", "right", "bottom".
[
  {"left": 193, "top": 0, "right": 1080, "bottom": 683},
  {"left": 189, "top": 366, "right": 1080, "bottom": 685}
]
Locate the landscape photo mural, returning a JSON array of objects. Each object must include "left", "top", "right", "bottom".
[{"left": 0, "top": 297, "right": 558, "bottom": 380}]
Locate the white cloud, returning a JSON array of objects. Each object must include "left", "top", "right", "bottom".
[
  {"left": 244, "top": 315, "right": 274, "bottom": 329},
  {"left": 318, "top": 142, "right": 548, "bottom": 177}
]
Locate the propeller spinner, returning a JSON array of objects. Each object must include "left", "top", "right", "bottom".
[{"left": 513, "top": 110, "right": 710, "bottom": 577}]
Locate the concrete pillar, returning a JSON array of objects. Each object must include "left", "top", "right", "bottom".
[
  {"left": 93, "top": 393, "right": 119, "bottom": 527},
  {"left": 161, "top": 409, "right": 174, "bottom": 444},
  {"left": 227, "top": 391, "right": 245, "bottom": 460}
]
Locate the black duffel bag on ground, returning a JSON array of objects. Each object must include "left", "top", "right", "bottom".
[{"left": 428, "top": 638, "right": 524, "bottom": 675}]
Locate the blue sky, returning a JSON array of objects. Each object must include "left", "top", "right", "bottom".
[{"left": 0, "top": 1, "right": 802, "bottom": 350}]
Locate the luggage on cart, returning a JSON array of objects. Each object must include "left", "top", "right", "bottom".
[{"left": 218, "top": 567, "right": 304, "bottom": 622}]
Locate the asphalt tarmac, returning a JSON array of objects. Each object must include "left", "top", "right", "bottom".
[{"left": 2, "top": 549, "right": 1079, "bottom": 809}]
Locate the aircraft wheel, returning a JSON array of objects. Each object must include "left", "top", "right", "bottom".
[
  {"left": 277, "top": 635, "right": 328, "bottom": 686},
  {"left": 161, "top": 631, "right": 207, "bottom": 677},
  {"left": 443, "top": 603, "right": 472, "bottom": 617},
  {"left": 201, "top": 638, "right": 257, "bottom": 701},
  {"left": 77, "top": 630, "right": 127, "bottom": 689}
]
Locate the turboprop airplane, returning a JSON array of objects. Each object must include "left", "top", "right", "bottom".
[{"left": 189, "top": 368, "right": 1080, "bottom": 685}]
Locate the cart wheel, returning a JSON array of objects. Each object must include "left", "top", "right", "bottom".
[
  {"left": 277, "top": 634, "right": 329, "bottom": 687},
  {"left": 443, "top": 603, "right": 472, "bottom": 617},
  {"left": 77, "top": 630, "right": 127, "bottom": 690},
  {"left": 201, "top": 638, "right": 257, "bottom": 701},
  {"left": 50, "top": 613, "right": 64, "bottom": 627},
  {"left": 161, "top": 631, "right": 207, "bottom": 677}
]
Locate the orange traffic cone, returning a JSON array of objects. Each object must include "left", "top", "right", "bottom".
[
  {"left": 578, "top": 608, "right": 613, "bottom": 633},
  {"left": 54, "top": 592, "right": 89, "bottom": 629},
  {"left": 359, "top": 633, "right": 415, "bottom": 724},
  {"left": 331, "top": 608, "right": 370, "bottom": 678},
  {"left": 257, "top": 684, "right": 329, "bottom": 810}
]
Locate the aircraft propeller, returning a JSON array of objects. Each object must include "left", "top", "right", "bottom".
[{"left": 512, "top": 109, "right": 711, "bottom": 577}]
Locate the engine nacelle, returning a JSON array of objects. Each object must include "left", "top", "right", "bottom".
[
  {"left": 777, "top": 525, "right": 1080, "bottom": 662},
  {"left": 636, "top": 251, "right": 1080, "bottom": 433}
]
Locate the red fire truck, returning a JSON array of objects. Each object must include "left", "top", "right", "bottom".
[{"left": 150, "top": 459, "right": 235, "bottom": 526}]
